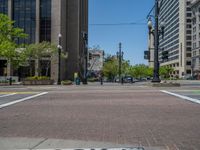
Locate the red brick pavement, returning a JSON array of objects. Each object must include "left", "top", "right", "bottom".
[{"left": 0, "top": 87, "right": 200, "bottom": 150}]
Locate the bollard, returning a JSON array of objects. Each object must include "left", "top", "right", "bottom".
[{"left": 100, "top": 77, "right": 103, "bottom": 85}]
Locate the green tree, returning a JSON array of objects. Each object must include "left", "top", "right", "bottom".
[
  {"left": 103, "top": 56, "right": 118, "bottom": 81},
  {"left": 24, "top": 41, "right": 57, "bottom": 76},
  {"left": 128, "top": 64, "right": 151, "bottom": 78},
  {"left": 159, "top": 66, "right": 174, "bottom": 79},
  {"left": 0, "top": 13, "right": 27, "bottom": 69},
  {"left": 103, "top": 54, "right": 131, "bottom": 80}
]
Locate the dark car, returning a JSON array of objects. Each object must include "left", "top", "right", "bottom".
[{"left": 123, "top": 76, "right": 135, "bottom": 83}]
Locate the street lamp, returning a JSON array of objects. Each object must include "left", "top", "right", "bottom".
[
  {"left": 147, "top": 0, "right": 165, "bottom": 83},
  {"left": 117, "top": 43, "right": 124, "bottom": 84},
  {"left": 57, "top": 33, "right": 62, "bottom": 85}
]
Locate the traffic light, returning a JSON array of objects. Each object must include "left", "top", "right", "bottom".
[
  {"left": 162, "top": 51, "right": 169, "bottom": 61},
  {"left": 89, "top": 53, "right": 92, "bottom": 60},
  {"left": 144, "top": 51, "right": 150, "bottom": 60}
]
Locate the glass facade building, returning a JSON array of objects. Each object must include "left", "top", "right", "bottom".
[
  {"left": 40, "top": 0, "right": 51, "bottom": 42},
  {"left": 0, "top": 0, "right": 88, "bottom": 81},
  {"left": 13, "top": 0, "right": 36, "bottom": 44},
  {"left": 0, "top": 0, "right": 8, "bottom": 14}
]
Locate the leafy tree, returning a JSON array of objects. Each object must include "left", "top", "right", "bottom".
[
  {"left": 24, "top": 41, "right": 57, "bottom": 76},
  {"left": 122, "top": 60, "right": 130, "bottom": 76},
  {"left": 160, "top": 66, "right": 174, "bottom": 79},
  {"left": 0, "top": 13, "right": 27, "bottom": 69},
  {"left": 103, "top": 54, "right": 131, "bottom": 81},
  {"left": 128, "top": 64, "right": 151, "bottom": 78},
  {"left": 103, "top": 56, "right": 118, "bottom": 81}
]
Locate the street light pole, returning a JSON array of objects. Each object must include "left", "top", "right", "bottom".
[
  {"left": 57, "top": 33, "right": 62, "bottom": 85},
  {"left": 152, "top": 0, "right": 161, "bottom": 83}
]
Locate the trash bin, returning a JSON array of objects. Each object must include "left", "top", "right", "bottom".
[{"left": 75, "top": 77, "right": 80, "bottom": 85}]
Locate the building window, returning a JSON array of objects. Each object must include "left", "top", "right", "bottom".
[
  {"left": 193, "top": 50, "right": 197, "bottom": 56},
  {"left": 186, "top": 70, "right": 191, "bottom": 74},
  {"left": 193, "top": 35, "right": 196, "bottom": 41},
  {"left": 193, "top": 27, "right": 196, "bottom": 33},
  {"left": 186, "top": 61, "right": 191, "bottom": 66},
  {"left": 13, "top": 0, "right": 36, "bottom": 44},
  {"left": 0, "top": 0, "right": 8, "bottom": 14},
  {"left": 186, "top": 53, "right": 191, "bottom": 57},
  {"left": 193, "top": 43, "right": 196, "bottom": 49},
  {"left": 40, "top": 0, "right": 51, "bottom": 42}
]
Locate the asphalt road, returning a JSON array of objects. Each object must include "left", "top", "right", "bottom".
[{"left": 0, "top": 84, "right": 200, "bottom": 150}]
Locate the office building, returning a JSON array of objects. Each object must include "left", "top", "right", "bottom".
[
  {"left": 0, "top": 0, "right": 88, "bottom": 81},
  {"left": 191, "top": 0, "right": 200, "bottom": 79},
  {"left": 158, "top": 0, "right": 192, "bottom": 78}
]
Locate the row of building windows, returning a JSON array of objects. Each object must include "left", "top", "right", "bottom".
[
  {"left": 0, "top": 0, "right": 51, "bottom": 44},
  {"left": 193, "top": 49, "right": 200, "bottom": 57},
  {"left": 40, "top": 0, "right": 51, "bottom": 42},
  {"left": 13, "top": 0, "right": 36, "bottom": 44},
  {"left": 160, "top": 34, "right": 179, "bottom": 50},
  {"left": 159, "top": 0, "right": 180, "bottom": 61},
  {"left": 192, "top": 41, "right": 200, "bottom": 49},
  {"left": 0, "top": 0, "right": 8, "bottom": 14},
  {"left": 160, "top": 0, "right": 179, "bottom": 21}
]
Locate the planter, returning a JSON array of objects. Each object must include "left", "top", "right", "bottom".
[
  {"left": 0, "top": 83, "right": 9, "bottom": 86},
  {"left": 22, "top": 80, "right": 54, "bottom": 85},
  {"left": 61, "top": 80, "right": 73, "bottom": 85}
]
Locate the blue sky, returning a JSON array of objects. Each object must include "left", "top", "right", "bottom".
[{"left": 89, "top": 0, "right": 154, "bottom": 65}]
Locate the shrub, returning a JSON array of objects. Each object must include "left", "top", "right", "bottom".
[
  {"left": 61, "top": 80, "right": 73, "bottom": 85},
  {"left": 87, "top": 77, "right": 99, "bottom": 82},
  {"left": 0, "top": 80, "right": 9, "bottom": 83},
  {"left": 26, "top": 76, "right": 50, "bottom": 80}
]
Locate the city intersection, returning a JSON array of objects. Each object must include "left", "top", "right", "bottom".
[{"left": 0, "top": 82, "right": 200, "bottom": 150}]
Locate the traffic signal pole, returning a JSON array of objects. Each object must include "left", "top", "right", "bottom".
[{"left": 152, "top": 0, "right": 161, "bottom": 83}]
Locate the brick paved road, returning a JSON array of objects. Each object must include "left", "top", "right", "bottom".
[{"left": 0, "top": 85, "right": 200, "bottom": 150}]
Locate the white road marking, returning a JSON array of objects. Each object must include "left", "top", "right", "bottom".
[
  {"left": 161, "top": 90, "right": 200, "bottom": 105},
  {"left": 0, "top": 93, "right": 16, "bottom": 98},
  {"left": 0, "top": 92, "right": 48, "bottom": 109}
]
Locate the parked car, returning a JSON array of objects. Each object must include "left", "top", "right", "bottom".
[{"left": 123, "top": 76, "right": 135, "bottom": 83}]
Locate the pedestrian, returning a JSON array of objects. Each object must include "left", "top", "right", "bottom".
[{"left": 99, "top": 72, "right": 104, "bottom": 85}]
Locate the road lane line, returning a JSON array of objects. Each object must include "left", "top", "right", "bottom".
[
  {"left": 0, "top": 93, "right": 16, "bottom": 98},
  {"left": 0, "top": 92, "right": 39, "bottom": 94},
  {"left": 0, "top": 92, "right": 48, "bottom": 109},
  {"left": 161, "top": 90, "right": 200, "bottom": 105}
]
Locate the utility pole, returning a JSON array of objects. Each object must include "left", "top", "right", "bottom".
[
  {"left": 117, "top": 43, "right": 124, "bottom": 84},
  {"left": 119, "top": 43, "right": 122, "bottom": 84}
]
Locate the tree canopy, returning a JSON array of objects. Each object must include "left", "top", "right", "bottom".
[
  {"left": 0, "top": 13, "right": 27, "bottom": 68},
  {"left": 102, "top": 53, "right": 175, "bottom": 80}
]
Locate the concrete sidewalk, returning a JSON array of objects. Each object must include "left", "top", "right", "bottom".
[{"left": 0, "top": 137, "right": 165, "bottom": 150}]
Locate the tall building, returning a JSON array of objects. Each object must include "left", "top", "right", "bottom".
[
  {"left": 191, "top": 0, "right": 200, "bottom": 79},
  {"left": 159, "top": 0, "right": 192, "bottom": 78},
  {"left": 0, "top": 0, "right": 88, "bottom": 81}
]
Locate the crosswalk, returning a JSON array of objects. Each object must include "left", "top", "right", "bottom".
[
  {"left": 161, "top": 90, "right": 200, "bottom": 105},
  {"left": 0, "top": 92, "right": 48, "bottom": 109}
]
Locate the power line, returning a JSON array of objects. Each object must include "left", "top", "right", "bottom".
[{"left": 89, "top": 22, "right": 146, "bottom": 26}]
